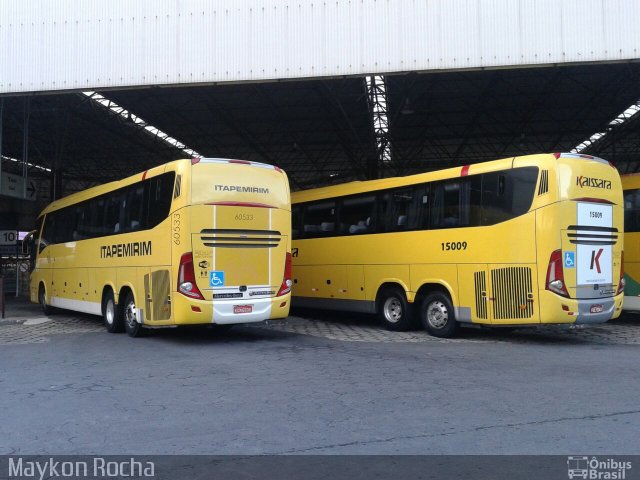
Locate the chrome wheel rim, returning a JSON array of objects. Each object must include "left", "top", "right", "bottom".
[
  {"left": 383, "top": 297, "right": 403, "bottom": 324},
  {"left": 426, "top": 301, "right": 448, "bottom": 329},
  {"left": 105, "top": 299, "right": 115, "bottom": 325},
  {"left": 125, "top": 301, "right": 137, "bottom": 329}
]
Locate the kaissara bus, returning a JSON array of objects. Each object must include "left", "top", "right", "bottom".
[
  {"left": 29, "top": 158, "right": 292, "bottom": 337},
  {"left": 622, "top": 173, "right": 640, "bottom": 311},
  {"left": 291, "top": 153, "right": 624, "bottom": 337}
]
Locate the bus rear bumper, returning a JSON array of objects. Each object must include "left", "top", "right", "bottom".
[
  {"left": 171, "top": 293, "right": 290, "bottom": 325},
  {"left": 573, "top": 299, "right": 617, "bottom": 324},
  {"left": 539, "top": 290, "right": 623, "bottom": 325}
]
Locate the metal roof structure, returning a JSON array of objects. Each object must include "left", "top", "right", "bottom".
[{"left": 2, "top": 63, "right": 640, "bottom": 194}]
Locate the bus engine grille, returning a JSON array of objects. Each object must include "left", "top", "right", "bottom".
[
  {"left": 200, "top": 229, "right": 282, "bottom": 248},
  {"left": 491, "top": 267, "right": 534, "bottom": 320}
]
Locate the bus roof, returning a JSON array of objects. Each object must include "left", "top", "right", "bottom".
[
  {"left": 292, "top": 153, "right": 558, "bottom": 204},
  {"left": 37, "top": 159, "right": 189, "bottom": 217},
  {"left": 621, "top": 172, "right": 640, "bottom": 190}
]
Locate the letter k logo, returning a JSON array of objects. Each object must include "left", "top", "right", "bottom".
[{"left": 590, "top": 248, "right": 603, "bottom": 273}]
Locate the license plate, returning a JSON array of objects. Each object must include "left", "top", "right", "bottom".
[
  {"left": 590, "top": 304, "right": 603, "bottom": 313},
  {"left": 233, "top": 305, "right": 253, "bottom": 314}
]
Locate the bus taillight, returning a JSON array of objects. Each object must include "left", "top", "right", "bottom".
[
  {"left": 276, "top": 252, "right": 293, "bottom": 297},
  {"left": 546, "top": 249, "right": 569, "bottom": 297},
  {"left": 617, "top": 251, "right": 625, "bottom": 295},
  {"left": 178, "top": 252, "right": 204, "bottom": 300}
]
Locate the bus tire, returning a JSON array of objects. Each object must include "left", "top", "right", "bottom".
[
  {"left": 378, "top": 287, "right": 413, "bottom": 331},
  {"left": 420, "top": 292, "right": 459, "bottom": 338},
  {"left": 39, "top": 284, "right": 53, "bottom": 316},
  {"left": 103, "top": 290, "right": 124, "bottom": 333},
  {"left": 123, "top": 291, "right": 145, "bottom": 338}
]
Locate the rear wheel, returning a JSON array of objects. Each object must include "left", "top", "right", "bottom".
[
  {"left": 39, "top": 284, "right": 52, "bottom": 316},
  {"left": 123, "top": 291, "right": 144, "bottom": 338},
  {"left": 377, "top": 287, "right": 413, "bottom": 331},
  {"left": 420, "top": 292, "right": 459, "bottom": 338},
  {"left": 103, "top": 290, "right": 124, "bottom": 333}
]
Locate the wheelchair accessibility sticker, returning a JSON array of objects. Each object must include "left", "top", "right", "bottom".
[
  {"left": 564, "top": 252, "right": 575, "bottom": 268},
  {"left": 210, "top": 271, "right": 225, "bottom": 287}
]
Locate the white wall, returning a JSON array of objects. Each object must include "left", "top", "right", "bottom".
[{"left": 1, "top": 0, "right": 639, "bottom": 94}]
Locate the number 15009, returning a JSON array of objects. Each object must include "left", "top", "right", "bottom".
[{"left": 441, "top": 241, "right": 467, "bottom": 251}]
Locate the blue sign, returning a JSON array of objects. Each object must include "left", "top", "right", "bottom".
[
  {"left": 564, "top": 251, "right": 575, "bottom": 268},
  {"left": 209, "top": 271, "right": 225, "bottom": 287}
]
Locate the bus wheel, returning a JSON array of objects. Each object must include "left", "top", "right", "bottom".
[
  {"left": 421, "top": 292, "right": 459, "bottom": 338},
  {"left": 103, "top": 291, "right": 124, "bottom": 333},
  {"left": 123, "top": 291, "right": 144, "bottom": 338},
  {"left": 39, "top": 284, "right": 52, "bottom": 316},
  {"left": 378, "top": 287, "right": 412, "bottom": 331}
]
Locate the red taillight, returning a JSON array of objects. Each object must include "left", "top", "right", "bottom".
[
  {"left": 178, "top": 252, "right": 204, "bottom": 300},
  {"left": 617, "top": 251, "right": 625, "bottom": 295},
  {"left": 277, "top": 252, "right": 293, "bottom": 297},
  {"left": 229, "top": 159, "right": 251, "bottom": 165},
  {"left": 546, "top": 249, "right": 569, "bottom": 297},
  {"left": 191, "top": 157, "right": 201, "bottom": 165}
]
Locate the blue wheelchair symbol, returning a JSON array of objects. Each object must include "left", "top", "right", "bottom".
[
  {"left": 209, "top": 271, "right": 225, "bottom": 287},
  {"left": 564, "top": 252, "right": 575, "bottom": 268}
]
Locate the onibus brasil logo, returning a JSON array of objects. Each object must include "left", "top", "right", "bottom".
[{"left": 567, "top": 456, "right": 632, "bottom": 479}]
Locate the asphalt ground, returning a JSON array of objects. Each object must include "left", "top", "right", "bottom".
[{"left": 1, "top": 297, "right": 639, "bottom": 455}]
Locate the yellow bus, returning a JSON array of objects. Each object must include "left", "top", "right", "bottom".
[
  {"left": 29, "top": 158, "right": 292, "bottom": 337},
  {"left": 291, "top": 153, "right": 624, "bottom": 337},
  {"left": 622, "top": 173, "right": 640, "bottom": 312}
]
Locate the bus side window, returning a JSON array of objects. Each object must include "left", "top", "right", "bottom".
[
  {"left": 124, "top": 184, "right": 145, "bottom": 232},
  {"left": 481, "top": 168, "right": 537, "bottom": 225},
  {"left": 105, "top": 195, "right": 122, "bottom": 233},
  {"left": 431, "top": 182, "right": 460, "bottom": 228},
  {"left": 291, "top": 205, "right": 302, "bottom": 240},
  {"left": 339, "top": 194, "right": 376, "bottom": 235},
  {"left": 148, "top": 173, "right": 175, "bottom": 229},
  {"left": 624, "top": 189, "right": 640, "bottom": 232},
  {"left": 383, "top": 188, "right": 421, "bottom": 232},
  {"left": 304, "top": 201, "right": 336, "bottom": 237},
  {"left": 53, "top": 208, "right": 74, "bottom": 243},
  {"left": 430, "top": 178, "right": 480, "bottom": 229},
  {"left": 73, "top": 204, "right": 90, "bottom": 240}
]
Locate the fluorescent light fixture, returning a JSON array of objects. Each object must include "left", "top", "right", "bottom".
[
  {"left": 572, "top": 101, "right": 640, "bottom": 154},
  {"left": 82, "top": 91, "right": 201, "bottom": 158},
  {"left": 1, "top": 154, "right": 51, "bottom": 173}
]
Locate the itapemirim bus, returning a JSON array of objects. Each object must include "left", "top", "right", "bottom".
[
  {"left": 29, "top": 158, "right": 292, "bottom": 337},
  {"left": 291, "top": 153, "right": 624, "bottom": 337},
  {"left": 622, "top": 173, "right": 640, "bottom": 312}
]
